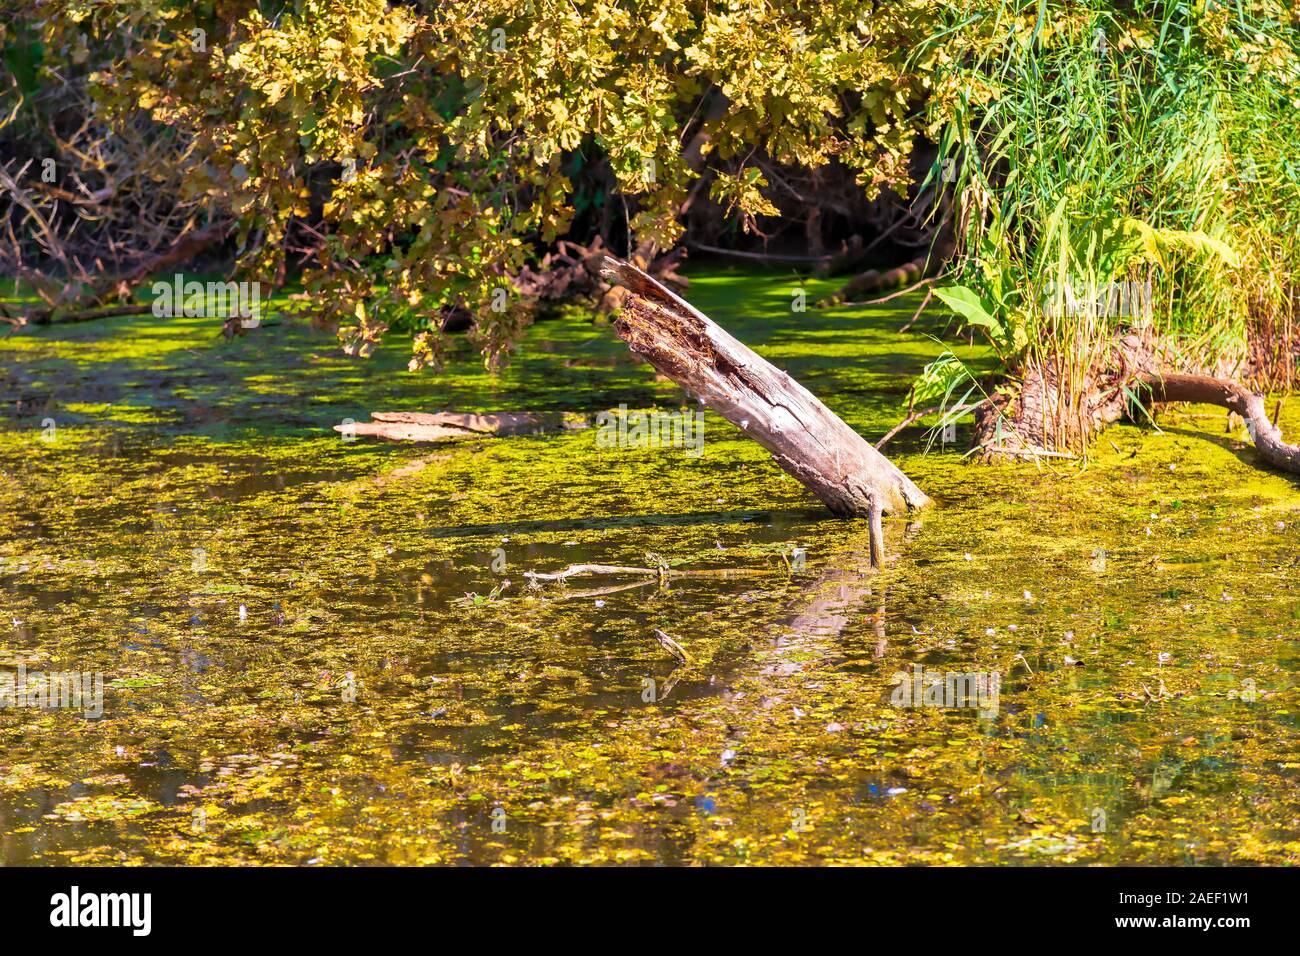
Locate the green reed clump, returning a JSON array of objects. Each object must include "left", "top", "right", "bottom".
[{"left": 920, "top": 0, "right": 1300, "bottom": 450}]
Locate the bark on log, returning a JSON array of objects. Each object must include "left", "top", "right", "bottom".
[
  {"left": 335, "top": 411, "right": 559, "bottom": 443},
  {"left": 598, "top": 256, "right": 931, "bottom": 533}
]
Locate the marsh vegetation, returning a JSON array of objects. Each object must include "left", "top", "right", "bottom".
[{"left": 2, "top": 1, "right": 1299, "bottom": 867}]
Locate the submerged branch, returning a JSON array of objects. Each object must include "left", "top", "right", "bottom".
[
  {"left": 525, "top": 564, "right": 662, "bottom": 582},
  {"left": 524, "top": 563, "right": 777, "bottom": 583},
  {"left": 337, "top": 411, "right": 561, "bottom": 443},
  {"left": 652, "top": 629, "right": 692, "bottom": 665}
]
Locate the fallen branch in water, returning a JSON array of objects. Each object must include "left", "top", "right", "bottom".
[
  {"left": 1137, "top": 372, "right": 1300, "bottom": 473},
  {"left": 336, "top": 411, "right": 563, "bottom": 443},
  {"left": 855, "top": 275, "right": 940, "bottom": 306},
  {"left": 975, "top": 332, "right": 1300, "bottom": 475},
  {"left": 547, "top": 580, "right": 660, "bottom": 600},
  {"left": 23, "top": 304, "right": 157, "bottom": 326},
  {"left": 524, "top": 563, "right": 776, "bottom": 584},
  {"left": 525, "top": 564, "right": 662, "bottom": 582}
]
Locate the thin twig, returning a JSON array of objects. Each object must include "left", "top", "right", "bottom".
[
  {"left": 875, "top": 400, "right": 988, "bottom": 451},
  {"left": 898, "top": 287, "right": 933, "bottom": 333}
]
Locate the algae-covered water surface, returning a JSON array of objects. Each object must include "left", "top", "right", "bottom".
[{"left": 2, "top": 269, "right": 1298, "bottom": 866}]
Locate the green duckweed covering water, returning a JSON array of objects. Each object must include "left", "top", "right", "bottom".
[{"left": 1, "top": 268, "right": 1297, "bottom": 865}]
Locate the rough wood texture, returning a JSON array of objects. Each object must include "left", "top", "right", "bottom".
[
  {"left": 599, "top": 256, "right": 931, "bottom": 521},
  {"left": 336, "top": 411, "right": 555, "bottom": 443}
]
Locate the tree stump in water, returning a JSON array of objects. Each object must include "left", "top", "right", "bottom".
[
  {"left": 599, "top": 256, "right": 930, "bottom": 563},
  {"left": 972, "top": 329, "right": 1300, "bottom": 475}
]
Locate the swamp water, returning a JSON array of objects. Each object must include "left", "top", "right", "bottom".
[{"left": 1, "top": 269, "right": 1297, "bottom": 865}]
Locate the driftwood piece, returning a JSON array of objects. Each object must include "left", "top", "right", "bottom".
[
  {"left": 525, "top": 564, "right": 661, "bottom": 582},
  {"left": 599, "top": 256, "right": 930, "bottom": 534},
  {"left": 336, "top": 411, "right": 559, "bottom": 443},
  {"left": 524, "top": 563, "right": 775, "bottom": 584}
]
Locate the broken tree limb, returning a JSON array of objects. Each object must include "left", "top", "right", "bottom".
[
  {"left": 598, "top": 256, "right": 931, "bottom": 533},
  {"left": 652, "top": 629, "right": 692, "bottom": 665},
  {"left": 868, "top": 500, "right": 886, "bottom": 569},
  {"left": 526, "top": 564, "right": 661, "bottom": 582},
  {"left": 524, "top": 563, "right": 776, "bottom": 584},
  {"left": 335, "top": 411, "right": 563, "bottom": 443},
  {"left": 28, "top": 304, "right": 156, "bottom": 326}
]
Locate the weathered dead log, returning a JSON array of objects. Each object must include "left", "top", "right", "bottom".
[
  {"left": 336, "top": 411, "right": 561, "bottom": 443},
  {"left": 820, "top": 232, "right": 956, "bottom": 307},
  {"left": 599, "top": 256, "right": 931, "bottom": 547},
  {"left": 525, "top": 564, "right": 662, "bottom": 582},
  {"left": 524, "top": 563, "right": 774, "bottom": 583},
  {"left": 19, "top": 304, "right": 155, "bottom": 327}
]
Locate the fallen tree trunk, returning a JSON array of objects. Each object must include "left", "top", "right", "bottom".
[
  {"left": 819, "top": 232, "right": 957, "bottom": 307},
  {"left": 335, "top": 411, "right": 561, "bottom": 442},
  {"left": 19, "top": 304, "right": 155, "bottom": 327},
  {"left": 599, "top": 256, "right": 930, "bottom": 547}
]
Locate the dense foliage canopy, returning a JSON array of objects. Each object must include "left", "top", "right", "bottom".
[{"left": 4, "top": 1, "right": 1300, "bottom": 418}]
